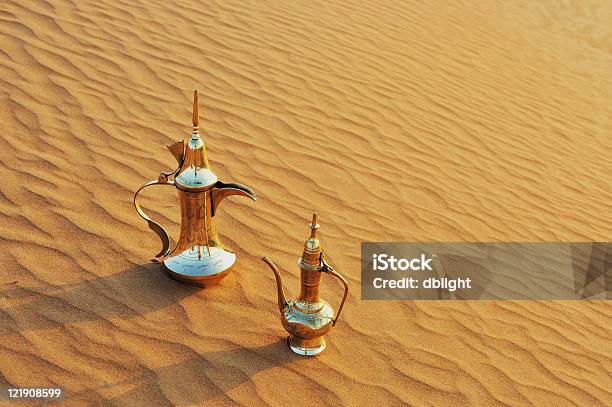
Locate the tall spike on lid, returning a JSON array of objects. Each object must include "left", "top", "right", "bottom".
[
  {"left": 192, "top": 90, "right": 200, "bottom": 139},
  {"left": 173, "top": 89, "right": 219, "bottom": 189},
  {"left": 309, "top": 212, "right": 320, "bottom": 238},
  {"left": 299, "top": 211, "right": 323, "bottom": 270}
]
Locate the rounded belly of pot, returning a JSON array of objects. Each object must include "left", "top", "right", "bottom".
[{"left": 281, "top": 301, "right": 335, "bottom": 339}]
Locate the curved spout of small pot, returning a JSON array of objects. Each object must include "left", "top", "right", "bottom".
[{"left": 261, "top": 256, "right": 288, "bottom": 313}]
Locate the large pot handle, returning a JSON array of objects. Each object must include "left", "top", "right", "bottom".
[
  {"left": 319, "top": 252, "right": 349, "bottom": 326},
  {"left": 133, "top": 176, "right": 175, "bottom": 258}
]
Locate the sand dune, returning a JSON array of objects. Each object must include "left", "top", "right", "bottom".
[{"left": 0, "top": 0, "right": 611, "bottom": 405}]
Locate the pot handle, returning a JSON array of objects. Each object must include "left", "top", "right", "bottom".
[
  {"left": 133, "top": 175, "right": 175, "bottom": 258},
  {"left": 320, "top": 252, "right": 349, "bottom": 326}
]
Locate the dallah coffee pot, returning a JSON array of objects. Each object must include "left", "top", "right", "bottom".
[
  {"left": 134, "top": 90, "right": 256, "bottom": 286},
  {"left": 262, "top": 213, "right": 349, "bottom": 356}
]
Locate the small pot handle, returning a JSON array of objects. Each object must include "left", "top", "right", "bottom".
[
  {"left": 319, "top": 252, "right": 349, "bottom": 326},
  {"left": 133, "top": 176, "right": 175, "bottom": 258}
]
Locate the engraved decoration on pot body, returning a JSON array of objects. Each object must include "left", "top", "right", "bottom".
[
  {"left": 134, "top": 90, "right": 256, "bottom": 287},
  {"left": 262, "top": 213, "right": 349, "bottom": 356}
]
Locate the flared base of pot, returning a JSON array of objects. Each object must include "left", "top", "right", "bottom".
[
  {"left": 288, "top": 335, "right": 326, "bottom": 356},
  {"left": 162, "top": 245, "right": 236, "bottom": 287}
]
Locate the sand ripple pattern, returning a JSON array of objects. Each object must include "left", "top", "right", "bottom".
[{"left": 0, "top": 0, "right": 611, "bottom": 405}]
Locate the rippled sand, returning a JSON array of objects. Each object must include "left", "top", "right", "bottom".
[{"left": 1, "top": 0, "right": 611, "bottom": 405}]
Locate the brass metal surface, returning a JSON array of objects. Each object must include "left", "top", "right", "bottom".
[
  {"left": 134, "top": 90, "right": 256, "bottom": 287},
  {"left": 262, "top": 213, "right": 349, "bottom": 356}
]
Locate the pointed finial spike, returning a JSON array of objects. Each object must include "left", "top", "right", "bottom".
[
  {"left": 192, "top": 90, "right": 199, "bottom": 128},
  {"left": 309, "top": 211, "right": 319, "bottom": 238}
]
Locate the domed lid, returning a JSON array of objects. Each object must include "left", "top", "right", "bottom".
[
  {"left": 174, "top": 90, "right": 218, "bottom": 190},
  {"left": 298, "top": 212, "right": 323, "bottom": 271}
]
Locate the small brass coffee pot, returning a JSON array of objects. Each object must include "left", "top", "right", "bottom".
[
  {"left": 134, "top": 90, "right": 256, "bottom": 286},
  {"left": 262, "top": 213, "right": 349, "bottom": 356}
]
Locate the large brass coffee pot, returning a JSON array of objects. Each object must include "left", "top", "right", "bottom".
[
  {"left": 262, "top": 213, "right": 349, "bottom": 356},
  {"left": 134, "top": 90, "right": 256, "bottom": 286}
]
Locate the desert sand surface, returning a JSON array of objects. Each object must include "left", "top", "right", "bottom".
[{"left": 0, "top": 0, "right": 611, "bottom": 405}]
